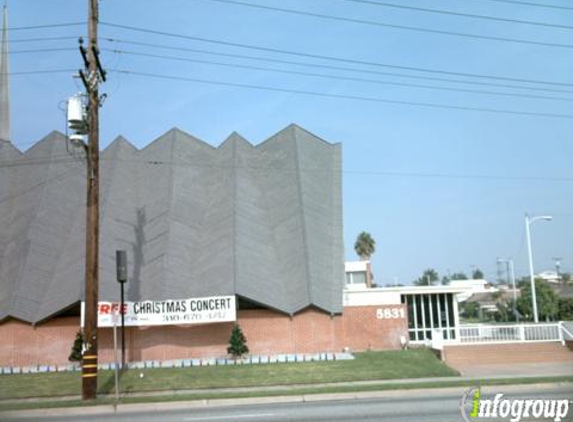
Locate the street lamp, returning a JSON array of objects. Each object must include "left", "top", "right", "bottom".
[
  {"left": 497, "top": 258, "right": 518, "bottom": 322},
  {"left": 525, "top": 214, "right": 552, "bottom": 323}
]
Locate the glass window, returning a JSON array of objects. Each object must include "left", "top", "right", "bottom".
[
  {"left": 439, "top": 294, "right": 448, "bottom": 327},
  {"left": 431, "top": 294, "right": 439, "bottom": 328},
  {"left": 346, "top": 271, "right": 367, "bottom": 284},
  {"left": 447, "top": 294, "right": 455, "bottom": 328},
  {"left": 407, "top": 296, "right": 415, "bottom": 329},
  {"left": 423, "top": 295, "right": 431, "bottom": 331},
  {"left": 415, "top": 295, "right": 423, "bottom": 330}
]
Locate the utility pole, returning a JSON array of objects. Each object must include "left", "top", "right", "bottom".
[{"left": 81, "top": 0, "right": 105, "bottom": 400}]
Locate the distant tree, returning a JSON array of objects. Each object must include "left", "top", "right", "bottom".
[
  {"left": 227, "top": 324, "right": 249, "bottom": 358},
  {"left": 450, "top": 272, "right": 468, "bottom": 280},
  {"left": 441, "top": 276, "right": 450, "bottom": 285},
  {"left": 558, "top": 297, "right": 573, "bottom": 320},
  {"left": 562, "top": 273, "right": 571, "bottom": 283},
  {"left": 354, "top": 232, "right": 376, "bottom": 261},
  {"left": 517, "top": 280, "right": 559, "bottom": 321},
  {"left": 461, "top": 302, "right": 479, "bottom": 319},
  {"left": 414, "top": 269, "right": 439, "bottom": 286},
  {"left": 69, "top": 331, "right": 84, "bottom": 362},
  {"left": 472, "top": 269, "right": 485, "bottom": 279}
]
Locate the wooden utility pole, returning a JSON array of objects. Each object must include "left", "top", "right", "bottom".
[{"left": 82, "top": 0, "right": 102, "bottom": 400}]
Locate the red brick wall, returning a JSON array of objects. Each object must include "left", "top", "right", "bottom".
[
  {"left": 0, "top": 318, "right": 80, "bottom": 367},
  {"left": 0, "top": 305, "right": 408, "bottom": 367}
]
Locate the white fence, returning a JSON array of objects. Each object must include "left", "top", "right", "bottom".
[
  {"left": 563, "top": 321, "right": 573, "bottom": 341},
  {"left": 458, "top": 322, "right": 568, "bottom": 344}
]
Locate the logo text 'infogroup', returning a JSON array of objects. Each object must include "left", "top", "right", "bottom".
[{"left": 460, "top": 387, "right": 571, "bottom": 422}]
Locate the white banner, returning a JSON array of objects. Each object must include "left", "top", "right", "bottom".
[{"left": 81, "top": 296, "right": 236, "bottom": 327}]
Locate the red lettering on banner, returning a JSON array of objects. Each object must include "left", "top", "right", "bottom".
[{"left": 99, "top": 304, "right": 111, "bottom": 314}]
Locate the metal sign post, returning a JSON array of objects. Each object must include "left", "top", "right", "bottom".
[
  {"left": 112, "top": 317, "right": 119, "bottom": 401},
  {"left": 116, "top": 250, "right": 127, "bottom": 369}
]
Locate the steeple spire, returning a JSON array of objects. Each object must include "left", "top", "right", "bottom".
[{"left": 0, "top": 2, "right": 10, "bottom": 145}]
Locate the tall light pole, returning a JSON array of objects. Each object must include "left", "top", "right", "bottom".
[
  {"left": 525, "top": 214, "right": 552, "bottom": 323},
  {"left": 498, "top": 258, "right": 518, "bottom": 321}
]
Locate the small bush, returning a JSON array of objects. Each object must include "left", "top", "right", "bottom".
[
  {"left": 227, "top": 324, "right": 249, "bottom": 358},
  {"left": 68, "top": 330, "right": 83, "bottom": 362}
]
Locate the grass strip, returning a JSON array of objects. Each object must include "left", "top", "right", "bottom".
[
  {"left": 0, "top": 349, "right": 458, "bottom": 400},
  {"left": 1, "top": 376, "right": 572, "bottom": 412}
]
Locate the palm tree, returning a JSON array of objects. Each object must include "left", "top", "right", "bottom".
[
  {"left": 414, "top": 268, "right": 439, "bottom": 286},
  {"left": 354, "top": 232, "right": 376, "bottom": 261}
]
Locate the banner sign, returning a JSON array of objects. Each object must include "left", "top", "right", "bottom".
[{"left": 81, "top": 295, "right": 236, "bottom": 327}]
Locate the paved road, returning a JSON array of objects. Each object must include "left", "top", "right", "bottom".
[{"left": 3, "top": 384, "right": 573, "bottom": 422}]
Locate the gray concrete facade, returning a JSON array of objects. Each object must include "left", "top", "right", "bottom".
[
  {"left": 0, "top": 124, "right": 344, "bottom": 323},
  {"left": 0, "top": 5, "right": 10, "bottom": 145}
]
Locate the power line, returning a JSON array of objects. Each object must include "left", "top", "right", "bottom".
[
  {"left": 0, "top": 154, "right": 80, "bottom": 168},
  {"left": 196, "top": 0, "right": 573, "bottom": 49},
  {"left": 7, "top": 69, "right": 76, "bottom": 76},
  {"left": 468, "top": 0, "right": 573, "bottom": 12},
  {"left": 2, "top": 153, "right": 571, "bottom": 183},
  {"left": 8, "top": 22, "right": 86, "bottom": 31},
  {"left": 10, "top": 47, "right": 76, "bottom": 54},
  {"left": 11, "top": 36, "right": 82, "bottom": 43},
  {"left": 334, "top": 0, "right": 573, "bottom": 30},
  {"left": 111, "top": 69, "right": 573, "bottom": 119},
  {"left": 102, "top": 38, "right": 573, "bottom": 95},
  {"left": 100, "top": 24, "right": 573, "bottom": 88},
  {"left": 107, "top": 48, "right": 573, "bottom": 102},
  {"left": 0, "top": 166, "right": 80, "bottom": 205}
]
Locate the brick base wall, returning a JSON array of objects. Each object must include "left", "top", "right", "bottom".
[
  {"left": 444, "top": 342, "right": 573, "bottom": 367},
  {"left": 0, "top": 305, "right": 407, "bottom": 367}
]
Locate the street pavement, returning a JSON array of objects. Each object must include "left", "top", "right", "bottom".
[{"left": 2, "top": 384, "right": 572, "bottom": 422}]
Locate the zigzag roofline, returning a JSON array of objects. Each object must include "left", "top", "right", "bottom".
[{"left": 5, "top": 124, "right": 338, "bottom": 156}]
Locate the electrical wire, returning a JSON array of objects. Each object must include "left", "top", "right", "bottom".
[
  {"left": 468, "top": 0, "right": 573, "bottom": 12},
  {"left": 7, "top": 22, "right": 86, "bottom": 31},
  {"left": 10, "top": 36, "right": 83, "bottom": 43},
  {"left": 1, "top": 153, "right": 571, "bottom": 183},
  {"left": 0, "top": 166, "right": 81, "bottom": 205},
  {"left": 9, "top": 48, "right": 77, "bottom": 54},
  {"left": 333, "top": 0, "right": 573, "bottom": 30},
  {"left": 7, "top": 69, "right": 77, "bottom": 76},
  {"left": 0, "top": 155, "right": 80, "bottom": 169},
  {"left": 195, "top": 0, "right": 573, "bottom": 49},
  {"left": 110, "top": 69, "right": 573, "bottom": 120},
  {"left": 100, "top": 25, "right": 573, "bottom": 88},
  {"left": 102, "top": 38, "right": 573, "bottom": 95},
  {"left": 106, "top": 49, "right": 573, "bottom": 102}
]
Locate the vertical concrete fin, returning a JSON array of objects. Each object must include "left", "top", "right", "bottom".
[{"left": 0, "top": 3, "right": 10, "bottom": 145}]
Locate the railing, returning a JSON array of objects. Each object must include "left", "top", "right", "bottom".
[
  {"left": 562, "top": 321, "right": 573, "bottom": 341},
  {"left": 458, "top": 323, "right": 564, "bottom": 344}
]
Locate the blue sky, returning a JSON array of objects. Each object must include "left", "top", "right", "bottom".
[{"left": 5, "top": 0, "right": 573, "bottom": 284}]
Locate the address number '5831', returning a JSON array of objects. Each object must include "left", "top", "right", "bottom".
[{"left": 376, "top": 308, "right": 405, "bottom": 319}]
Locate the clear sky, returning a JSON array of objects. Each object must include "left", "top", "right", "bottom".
[{"left": 5, "top": 0, "right": 573, "bottom": 285}]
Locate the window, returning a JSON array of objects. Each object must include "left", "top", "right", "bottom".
[
  {"left": 403, "top": 293, "right": 457, "bottom": 342},
  {"left": 345, "top": 271, "right": 367, "bottom": 285}
]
